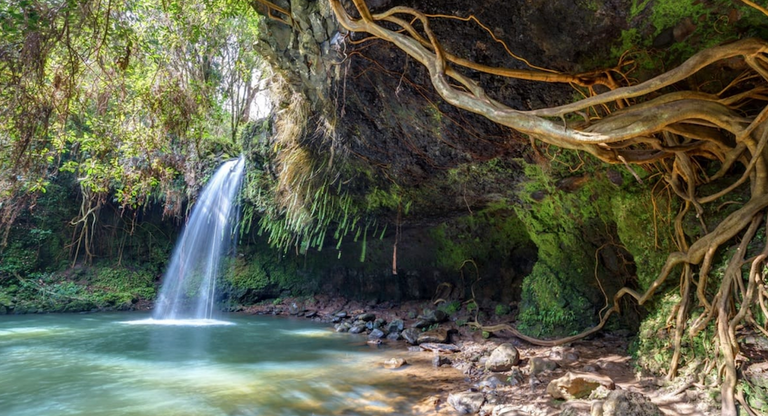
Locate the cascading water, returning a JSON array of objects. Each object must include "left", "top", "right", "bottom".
[{"left": 152, "top": 156, "right": 246, "bottom": 322}]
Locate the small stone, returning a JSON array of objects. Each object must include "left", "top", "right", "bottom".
[
  {"left": 530, "top": 357, "right": 558, "bottom": 375},
  {"left": 447, "top": 391, "right": 485, "bottom": 414},
  {"left": 582, "top": 364, "right": 598, "bottom": 373},
  {"left": 546, "top": 372, "right": 615, "bottom": 400},
  {"left": 477, "top": 375, "right": 506, "bottom": 390},
  {"left": 372, "top": 318, "right": 386, "bottom": 329},
  {"left": 334, "top": 311, "right": 347, "bottom": 318},
  {"left": 383, "top": 357, "right": 407, "bottom": 369},
  {"left": 419, "top": 343, "right": 460, "bottom": 353},
  {"left": 507, "top": 368, "right": 524, "bottom": 386},
  {"left": 486, "top": 343, "right": 520, "bottom": 372},
  {"left": 433, "top": 354, "right": 452, "bottom": 367}
]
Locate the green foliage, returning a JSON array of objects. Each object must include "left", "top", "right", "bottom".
[
  {"left": 438, "top": 300, "right": 462, "bottom": 315},
  {"left": 612, "top": 0, "right": 768, "bottom": 66},
  {"left": 0, "top": 0, "right": 262, "bottom": 239},
  {"left": 631, "top": 291, "right": 716, "bottom": 376},
  {"left": 495, "top": 303, "right": 511, "bottom": 316},
  {"left": 0, "top": 264, "right": 156, "bottom": 313}
]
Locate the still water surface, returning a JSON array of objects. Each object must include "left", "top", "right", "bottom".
[{"left": 0, "top": 313, "right": 421, "bottom": 416}]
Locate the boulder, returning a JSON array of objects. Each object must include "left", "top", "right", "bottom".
[
  {"left": 546, "top": 372, "right": 615, "bottom": 400},
  {"left": 387, "top": 319, "right": 404, "bottom": 333},
  {"left": 485, "top": 343, "right": 520, "bottom": 372},
  {"left": 368, "top": 328, "right": 385, "bottom": 339},
  {"left": 595, "top": 390, "right": 662, "bottom": 416},
  {"left": 386, "top": 331, "right": 401, "bottom": 341},
  {"left": 417, "top": 329, "right": 448, "bottom": 344},
  {"left": 334, "top": 323, "right": 350, "bottom": 332},
  {"left": 288, "top": 302, "right": 300, "bottom": 315},
  {"left": 356, "top": 312, "right": 376, "bottom": 322},
  {"left": 402, "top": 328, "right": 420, "bottom": 345},
  {"left": 348, "top": 323, "right": 366, "bottom": 334},
  {"left": 383, "top": 357, "right": 408, "bottom": 369},
  {"left": 447, "top": 391, "right": 485, "bottom": 414}
]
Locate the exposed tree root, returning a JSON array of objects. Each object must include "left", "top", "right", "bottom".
[{"left": 253, "top": 1, "right": 768, "bottom": 413}]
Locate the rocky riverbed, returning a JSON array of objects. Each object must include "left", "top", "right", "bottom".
[{"left": 242, "top": 295, "right": 739, "bottom": 416}]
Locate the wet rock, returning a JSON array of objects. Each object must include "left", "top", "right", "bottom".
[
  {"left": 348, "top": 323, "right": 367, "bottom": 334},
  {"left": 433, "top": 354, "right": 452, "bottom": 367},
  {"left": 417, "top": 329, "right": 448, "bottom": 344},
  {"left": 372, "top": 318, "right": 386, "bottom": 329},
  {"left": 419, "top": 343, "right": 460, "bottom": 353},
  {"left": 356, "top": 312, "right": 376, "bottom": 322},
  {"left": 304, "top": 310, "right": 317, "bottom": 318},
  {"left": 368, "top": 328, "right": 385, "bottom": 339},
  {"left": 412, "top": 309, "right": 448, "bottom": 328},
  {"left": 334, "top": 311, "right": 347, "bottom": 318},
  {"left": 331, "top": 316, "right": 342, "bottom": 323},
  {"left": 402, "top": 328, "right": 420, "bottom": 345},
  {"left": 530, "top": 357, "right": 558, "bottom": 375},
  {"left": 288, "top": 302, "right": 300, "bottom": 315},
  {"left": 387, "top": 319, "right": 404, "bottom": 333},
  {"left": 485, "top": 343, "right": 520, "bottom": 372},
  {"left": 546, "top": 371, "right": 615, "bottom": 400},
  {"left": 386, "top": 331, "right": 401, "bottom": 341},
  {"left": 595, "top": 390, "right": 662, "bottom": 416},
  {"left": 334, "top": 323, "right": 350, "bottom": 332},
  {"left": 383, "top": 357, "right": 407, "bottom": 369},
  {"left": 412, "top": 319, "right": 434, "bottom": 329},
  {"left": 447, "top": 391, "right": 485, "bottom": 414}
]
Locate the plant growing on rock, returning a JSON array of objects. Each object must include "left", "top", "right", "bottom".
[{"left": 251, "top": 0, "right": 768, "bottom": 413}]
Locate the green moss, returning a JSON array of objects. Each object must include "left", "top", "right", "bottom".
[
  {"left": 430, "top": 201, "right": 531, "bottom": 271},
  {"left": 613, "top": 189, "right": 677, "bottom": 290}
]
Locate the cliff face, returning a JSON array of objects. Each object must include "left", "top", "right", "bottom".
[{"left": 241, "top": 0, "right": 645, "bottom": 335}]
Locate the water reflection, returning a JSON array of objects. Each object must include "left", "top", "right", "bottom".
[{"left": 0, "top": 313, "right": 437, "bottom": 416}]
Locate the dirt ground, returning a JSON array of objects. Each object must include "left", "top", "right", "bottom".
[{"left": 245, "top": 296, "right": 720, "bottom": 416}]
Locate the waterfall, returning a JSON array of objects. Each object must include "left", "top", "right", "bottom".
[{"left": 153, "top": 156, "right": 246, "bottom": 321}]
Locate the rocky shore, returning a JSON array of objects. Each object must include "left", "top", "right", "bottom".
[{"left": 243, "top": 295, "right": 724, "bottom": 416}]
